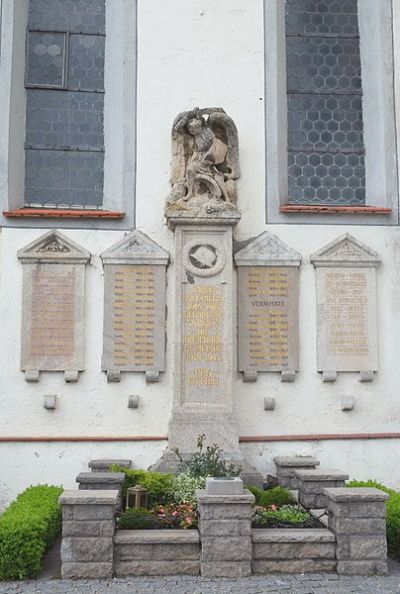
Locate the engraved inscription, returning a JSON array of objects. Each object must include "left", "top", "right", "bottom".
[
  {"left": 238, "top": 266, "right": 299, "bottom": 373},
  {"left": 112, "top": 266, "right": 156, "bottom": 368},
  {"left": 325, "top": 271, "right": 369, "bottom": 356},
  {"left": 31, "top": 267, "right": 75, "bottom": 358},
  {"left": 247, "top": 268, "right": 289, "bottom": 368},
  {"left": 183, "top": 285, "right": 224, "bottom": 387}
]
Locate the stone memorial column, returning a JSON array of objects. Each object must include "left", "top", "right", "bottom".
[
  {"left": 167, "top": 218, "right": 240, "bottom": 454},
  {"left": 155, "top": 107, "right": 262, "bottom": 484}
]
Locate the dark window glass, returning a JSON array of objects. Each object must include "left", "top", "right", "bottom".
[
  {"left": 24, "top": 0, "right": 105, "bottom": 208},
  {"left": 285, "top": 0, "right": 365, "bottom": 206}
]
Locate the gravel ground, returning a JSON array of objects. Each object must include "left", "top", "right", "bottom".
[{"left": 1, "top": 573, "right": 400, "bottom": 594}]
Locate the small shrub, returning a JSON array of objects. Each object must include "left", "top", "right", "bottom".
[
  {"left": 171, "top": 474, "right": 206, "bottom": 506},
  {"left": 112, "top": 467, "right": 175, "bottom": 505},
  {"left": 0, "top": 485, "right": 63, "bottom": 581},
  {"left": 248, "top": 485, "right": 295, "bottom": 507},
  {"left": 174, "top": 434, "right": 241, "bottom": 478},
  {"left": 118, "top": 508, "right": 158, "bottom": 530},
  {"left": 347, "top": 479, "right": 400, "bottom": 560},
  {"left": 254, "top": 504, "right": 312, "bottom": 528}
]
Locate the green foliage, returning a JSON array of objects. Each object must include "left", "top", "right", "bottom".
[
  {"left": 248, "top": 485, "right": 295, "bottom": 507},
  {"left": 112, "top": 467, "right": 175, "bottom": 505},
  {"left": 347, "top": 479, "right": 396, "bottom": 496},
  {"left": 0, "top": 485, "right": 63, "bottom": 581},
  {"left": 254, "top": 504, "right": 311, "bottom": 528},
  {"left": 347, "top": 479, "right": 400, "bottom": 560},
  {"left": 386, "top": 493, "right": 400, "bottom": 560},
  {"left": 171, "top": 474, "right": 206, "bottom": 505},
  {"left": 173, "top": 434, "right": 241, "bottom": 479},
  {"left": 118, "top": 508, "right": 157, "bottom": 530}
]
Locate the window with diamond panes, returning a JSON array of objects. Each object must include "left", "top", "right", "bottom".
[
  {"left": 285, "top": 0, "right": 365, "bottom": 206},
  {"left": 24, "top": 0, "right": 105, "bottom": 208}
]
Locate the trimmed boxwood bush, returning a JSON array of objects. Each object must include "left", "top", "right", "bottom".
[
  {"left": 347, "top": 480, "right": 400, "bottom": 561},
  {"left": 0, "top": 485, "right": 63, "bottom": 580},
  {"left": 112, "top": 467, "right": 175, "bottom": 505},
  {"left": 247, "top": 485, "right": 295, "bottom": 507}
]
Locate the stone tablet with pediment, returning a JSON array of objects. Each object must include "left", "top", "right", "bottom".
[
  {"left": 18, "top": 231, "right": 90, "bottom": 382},
  {"left": 235, "top": 232, "right": 301, "bottom": 382},
  {"left": 101, "top": 231, "right": 169, "bottom": 382},
  {"left": 311, "top": 234, "right": 381, "bottom": 381}
]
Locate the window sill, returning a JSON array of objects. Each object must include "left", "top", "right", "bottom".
[
  {"left": 279, "top": 204, "right": 392, "bottom": 215},
  {"left": 3, "top": 208, "right": 125, "bottom": 219}
]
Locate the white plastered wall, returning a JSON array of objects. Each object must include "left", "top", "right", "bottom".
[{"left": 1, "top": 0, "right": 400, "bottom": 509}]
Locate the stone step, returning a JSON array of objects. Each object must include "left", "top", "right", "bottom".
[
  {"left": 76, "top": 472, "right": 126, "bottom": 511},
  {"left": 88, "top": 459, "right": 132, "bottom": 473},
  {"left": 273, "top": 456, "right": 320, "bottom": 489},
  {"left": 77, "top": 472, "right": 125, "bottom": 489},
  {"left": 295, "top": 468, "right": 349, "bottom": 510}
]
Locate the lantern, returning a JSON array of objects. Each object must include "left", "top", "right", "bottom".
[{"left": 126, "top": 485, "right": 149, "bottom": 510}]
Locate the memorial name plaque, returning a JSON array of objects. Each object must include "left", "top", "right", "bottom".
[
  {"left": 18, "top": 230, "right": 90, "bottom": 382},
  {"left": 101, "top": 231, "right": 169, "bottom": 382},
  {"left": 235, "top": 231, "right": 301, "bottom": 382},
  {"left": 311, "top": 234, "right": 381, "bottom": 382}
]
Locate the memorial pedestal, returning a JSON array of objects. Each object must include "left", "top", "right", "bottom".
[{"left": 153, "top": 215, "right": 262, "bottom": 486}]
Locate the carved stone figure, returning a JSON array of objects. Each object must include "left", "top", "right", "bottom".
[{"left": 166, "top": 107, "right": 240, "bottom": 217}]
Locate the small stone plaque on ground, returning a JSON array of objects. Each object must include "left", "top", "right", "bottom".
[
  {"left": 18, "top": 231, "right": 90, "bottom": 380},
  {"left": 311, "top": 234, "right": 381, "bottom": 379},
  {"left": 235, "top": 232, "right": 301, "bottom": 381},
  {"left": 101, "top": 231, "right": 169, "bottom": 381}
]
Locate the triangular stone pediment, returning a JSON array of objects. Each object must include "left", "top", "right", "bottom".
[
  {"left": 311, "top": 233, "right": 381, "bottom": 267},
  {"left": 18, "top": 230, "right": 90, "bottom": 264},
  {"left": 234, "top": 231, "right": 301, "bottom": 267},
  {"left": 101, "top": 230, "right": 169, "bottom": 265}
]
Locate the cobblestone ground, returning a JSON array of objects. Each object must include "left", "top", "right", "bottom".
[{"left": 1, "top": 574, "right": 400, "bottom": 594}]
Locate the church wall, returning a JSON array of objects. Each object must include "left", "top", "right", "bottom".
[{"left": 1, "top": 0, "right": 400, "bottom": 508}]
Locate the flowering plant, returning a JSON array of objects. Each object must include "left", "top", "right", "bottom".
[{"left": 152, "top": 503, "right": 198, "bottom": 529}]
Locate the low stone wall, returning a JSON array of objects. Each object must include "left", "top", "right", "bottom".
[
  {"left": 197, "top": 480, "right": 255, "bottom": 577},
  {"left": 325, "top": 487, "right": 390, "bottom": 575},
  {"left": 114, "top": 529, "right": 200, "bottom": 576},
  {"left": 252, "top": 528, "right": 336, "bottom": 574},
  {"left": 58, "top": 483, "right": 390, "bottom": 578},
  {"left": 60, "top": 490, "right": 118, "bottom": 579}
]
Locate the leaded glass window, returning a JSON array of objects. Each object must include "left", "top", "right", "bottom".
[
  {"left": 24, "top": 0, "right": 106, "bottom": 208},
  {"left": 285, "top": 0, "right": 365, "bottom": 205}
]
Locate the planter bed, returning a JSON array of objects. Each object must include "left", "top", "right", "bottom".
[
  {"left": 252, "top": 528, "right": 336, "bottom": 574},
  {"left": 114, "top": 529, "right": 200, "bottom": 576}
]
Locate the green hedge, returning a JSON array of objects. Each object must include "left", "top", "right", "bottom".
[
  {"left": 112, "top": 467, "right": 175, "bottom": 505},
  {"left": 0, "top": 485, "right": 63, "bottom": 580},
  {"left": 347, "top": 480, "right": 400, "bottom": 561},
  {"left": 247, "top": 485, "right": 295, "bottom": 507}
]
